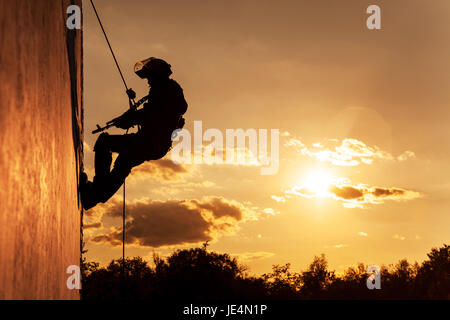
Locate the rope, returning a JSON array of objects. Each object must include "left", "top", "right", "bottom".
[
  {"left": 123, "top": 179, "right": 126, "bottom": 277},
  {"left": 89, "top": 0, "right": 129, "bottom": 92},
  {"left": 89, "top": 0, "right": 128, "bottom": 276}
]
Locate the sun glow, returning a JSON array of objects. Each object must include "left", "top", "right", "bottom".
[{"left": 304, "top": 170, "right": 334, "bottom": 197}]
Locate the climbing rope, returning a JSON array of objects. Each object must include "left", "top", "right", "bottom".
[
  {"left": 89, "top": 0, "right": 129, "bottom": 92},
  {"left": 89, "top": 0, "right": 130, "bottom": 275},
  {"left": 123, "top": 178, "right": 126, "bottom": 277}
]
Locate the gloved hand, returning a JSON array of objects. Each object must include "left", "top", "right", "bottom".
[
  {"left": 126, "top": 88, "right": 136, "bottom": 100},
  {"left": 114, "top": 109, "right": 134, "bottom": 129}
]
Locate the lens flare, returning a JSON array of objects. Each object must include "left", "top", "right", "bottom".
[{"left": 304, "top": 170, "right": 334, "bottom": 197}]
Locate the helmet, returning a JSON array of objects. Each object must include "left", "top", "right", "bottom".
[{"left": 134, "top": 57, "right": 172, "bottom": 79}]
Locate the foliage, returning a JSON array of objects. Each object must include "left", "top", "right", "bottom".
[{"left": 81, "top": 244, "right": 449, "bottom": 300}]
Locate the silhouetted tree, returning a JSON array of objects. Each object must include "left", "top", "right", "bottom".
[
  {"left": 327, "top": 263, "right": 373, "bottom": 299},
  {"left": 81, "top": 244, "right": 449, "bottom": 300},
  {"left": 151, "top": 247, "right": 267, "bottom": 300},
  {"left": 299, "top": 254, "right": 335, "bottom": 299},
  {"left": 415, "top": 244, "right": 449, "bottom": 299},
  {"left": 262, "top": 263, "right": 301, "bottom": 299},
  {"left": 379, "top": 259, "right": 418, "bottom": 299},
  {"left": 82, "top": 257, "right": 154, "bottom": 300}
]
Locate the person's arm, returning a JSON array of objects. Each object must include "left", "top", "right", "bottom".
[
  {"left": 130, "top": 109, "right": 145, "bottom": 126},
  {"left": 114, "top": 109, "right": 144, "bottom": 129}
]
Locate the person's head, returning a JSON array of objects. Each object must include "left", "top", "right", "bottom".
[{"left": 134, "top": 57, "right": 172, "bottom": 85}]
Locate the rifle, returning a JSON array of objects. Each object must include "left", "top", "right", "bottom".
[{"left": 92, "top": 94, "right": 149, "bottom": 134}]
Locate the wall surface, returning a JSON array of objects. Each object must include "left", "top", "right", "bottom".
[{"left": 0, "top": 0, "right": 83, "bottom": 299}]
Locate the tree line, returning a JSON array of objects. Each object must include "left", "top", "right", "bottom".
[{"left": 81, "top": 243, "right": 449, "bottom": 300}]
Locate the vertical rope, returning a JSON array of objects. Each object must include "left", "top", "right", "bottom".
[
  {"left": 89, "top": 0, "right": 131, "bottom": 279},
  {"left": 122, "top": 179, "right": 126, "bottom": 277},
  {"left": 89, "top": 0, "right": 129, "bottom": 92}
]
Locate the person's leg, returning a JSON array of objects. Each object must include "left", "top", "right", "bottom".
[
  {"left": 93, "top": 132, "right": 113, "bottom": 183},
  {"left": 92, "top": 134, "right": 143, "bottom": 204},
  {"left": 96, "top": 153, "right": 143, "bottom": 203},
  {"left": 81, "top": 134, "right": 137, "bottom": 210},
  {"left": 80, "top": 133, "right": 113, "bottom": 210}
]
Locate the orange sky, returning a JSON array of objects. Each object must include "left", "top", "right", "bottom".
[{"left": 82, "top": 0, "right": 450, "bottom": 275}]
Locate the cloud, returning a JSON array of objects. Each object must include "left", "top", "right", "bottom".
[
  {"left": 393, "top": 234, "right": 406, "bottom": 241},
  {"left": 284, "top": 137, "right": 305, "bottom": 153},
  {"left": 325, "top": 244, "right": 349, "bottom": 249},
  {"left": 84, "top": 222, "right": 103, "bottom": 230},
  {"left": 329, "top": 185, "right": 364, "bottom": 200},
  {"left": 285, "top": 137, "right": 415, "bottom": 166},
  {"left": 130, "top": 159, "right": 190, "bottom": 181},
  {"left": 358, "top": 231, "right": 368, "bottom": 237},
  {"left": 282, "top": 178, "right": 421, "bottom": 208},
  {"left": 232, "top": 251, "right": 275, "bottom": 262},
  {"left": 263, "top": 208, "right": 278, "bottom": 215},
  {"left": 397, "top": 150, "right": 416, "bottom": 161},
  {"left": 89, "top": 196, "right": 260, "bottom": 248},
  {"left": 271, "top": 195, "right": 286, "bottom": 203},
  {"left": 190, "top": 197, "right": 244, "bottom": 220},
  {"left": 187, "top": 145, "right": 262, "bottom": 167}
]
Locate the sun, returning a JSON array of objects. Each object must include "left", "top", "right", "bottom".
[{"left": 304, "top": 170, "right": 334, "bottom": 197}]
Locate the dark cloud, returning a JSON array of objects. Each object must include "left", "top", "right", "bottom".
[
  {"left": 83, "top": 222, "right": 102, "bottom": 230},
  {"left": 90, "top": 197, "right": 255, "bottom": 247},
  {"left": 190, "top": 197, "right": 243, "bottom": 220},
  {"left": 284, "top": 181, "right": 421, "bottom": 208},
  {"left": 372, "top": 187, "right": 406, "bottom": 197},
  {"left": 328, "top": 185, "right": 416, "bottom": 204},
  {"left": 329, "top": 185, "right": 364, "bottom": 200}
]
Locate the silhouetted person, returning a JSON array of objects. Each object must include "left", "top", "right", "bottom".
[{"left": 81, "top": 57, "right": 187, "bottom": 210}]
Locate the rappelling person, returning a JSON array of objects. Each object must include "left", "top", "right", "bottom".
[{"left": 80, "top": 57, "right": 188, "bottom": 210}]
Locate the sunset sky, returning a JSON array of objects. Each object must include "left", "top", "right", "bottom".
[{"left": 82, "top": 0, "right": 450, "bottom": 275}]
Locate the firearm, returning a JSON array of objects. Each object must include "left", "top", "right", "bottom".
[{"left": 92, "top": 94, "right": 149, "bottom": 134}]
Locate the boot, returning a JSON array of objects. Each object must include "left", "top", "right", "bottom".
[{"left": 80, "top": 172, "right": 100, "bottom": 210}]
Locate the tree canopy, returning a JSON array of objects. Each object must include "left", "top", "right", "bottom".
[{"left": 81, "top": 244, "right": 449, "bottom": 300}]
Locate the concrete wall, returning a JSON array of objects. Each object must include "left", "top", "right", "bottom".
[{"left": 0, "top": 0, "right": 83, "bottom": 299}]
